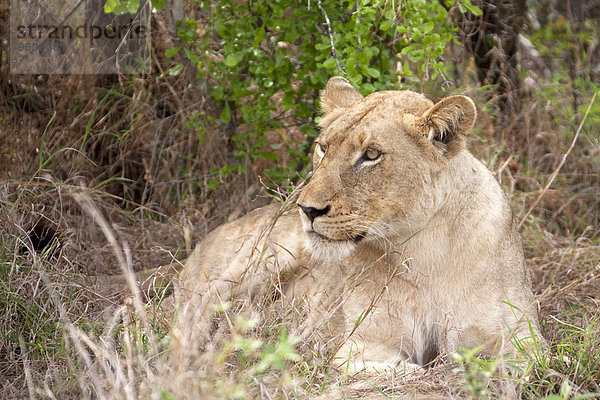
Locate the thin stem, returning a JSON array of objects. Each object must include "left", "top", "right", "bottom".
[{"left": 518, "top": 91, "right": 597, "bottom": 229}]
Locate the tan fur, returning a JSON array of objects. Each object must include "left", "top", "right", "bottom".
[{"left": 176, "top": 77, "right": 542, "bottom": 374}]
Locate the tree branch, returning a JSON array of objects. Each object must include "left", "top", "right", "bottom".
[{"left": 317, "top": 0, "right": 349, "bottom": 77}]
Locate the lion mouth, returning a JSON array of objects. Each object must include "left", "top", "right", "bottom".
[
  {"left": 308, "top": 230, "right": 367, "bottom": 243},
  {"left": 304, "top": 229, "right": 363, "bottom": 262},
  {"left": 353, "top": 232, "right": 367, "bottom": 243}
]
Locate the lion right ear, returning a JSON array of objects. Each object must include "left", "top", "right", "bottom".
[
  {"left": 416, "top": 95, "right": 477, "bottom": 157},
  {"left": 320, "top": 77, "right": 363, "bottom": 115}
]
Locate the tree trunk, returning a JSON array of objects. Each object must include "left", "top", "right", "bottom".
[{"left": 444, "top": 0, "right": 528, "bottom": 118}]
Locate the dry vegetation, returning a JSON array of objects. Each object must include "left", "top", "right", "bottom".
[{"left": 1, "top": 3, "right": 600, "bottom": 400}]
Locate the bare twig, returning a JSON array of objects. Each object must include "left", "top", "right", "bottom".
[
  {"left": 518, "top": 91, "right": 597, "bottom": 229},
  {"left": 73, "top": 192, "right": 141, "bottom": 306},
  {"left": 72, "top": 187, "right": 158, "bottom": 360},
  {"left": 19, "top": 335, "right": 36, "bottom": 400},
  {"left": 317, "top": 0, "right": 349, "bottom": 77}
]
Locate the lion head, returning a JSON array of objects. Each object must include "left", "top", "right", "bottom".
[{"left": 297, "top": 77, "right": 477, "bottom": 261}]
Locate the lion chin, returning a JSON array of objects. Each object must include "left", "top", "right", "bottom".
[{"left": 303, "top": 231, "right": 356, "bottom": 263}]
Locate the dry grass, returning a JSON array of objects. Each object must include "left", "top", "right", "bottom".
[{"left": 3, "top": 93, "right": 600, "bottom": 398}]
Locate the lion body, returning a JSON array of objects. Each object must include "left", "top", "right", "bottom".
[{"left": 177, "top": 78, "right": 541, "bottom": 373}]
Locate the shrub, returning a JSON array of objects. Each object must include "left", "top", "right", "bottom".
[{"left": 160, "top": 0, "right": 469, "bottom": 187}]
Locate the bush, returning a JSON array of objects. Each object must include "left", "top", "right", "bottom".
[{"left": 161, "top": 0, "right": 467, "bottom": 187}]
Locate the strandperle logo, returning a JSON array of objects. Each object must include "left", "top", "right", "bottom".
[
  {"left": 10, "top": 0, "right": 151, "bottom": 74},
  {"left": 14, "top": 19, "right": 147, "bottom": 41}
]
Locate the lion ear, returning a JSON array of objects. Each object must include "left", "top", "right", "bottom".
[
  {"left": 417, "top": 95, "right": 477, "bottom": 157},
  {"left": 320, "top": 76, "right": 363, "bottom": 115}
]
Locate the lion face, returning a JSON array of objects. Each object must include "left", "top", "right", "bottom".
[{"left": 297, "top": 77, "right": 477, "bottom": 260}]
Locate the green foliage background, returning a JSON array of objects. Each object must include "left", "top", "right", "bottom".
[{"left": 108, "top": 0, "right": 478, "bottom": 188}]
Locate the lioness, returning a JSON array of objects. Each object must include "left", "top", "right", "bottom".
[{"left": 176, "top": 77, "right": 542, "bottom": 373}]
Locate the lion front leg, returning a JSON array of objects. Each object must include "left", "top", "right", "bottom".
[
  {"left": 174, "top": 210, "right": 308, "bottom": 344},
  {"left": 333, "top": 339, "right": 423, "bottom": 377}
]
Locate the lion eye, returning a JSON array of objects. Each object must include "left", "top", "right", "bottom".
[
  {"left": 315, "top": 143, "right": 327, "bottom": 157},
  {"left": 363, "top": 148, "right": 381, "bottom": 161}
]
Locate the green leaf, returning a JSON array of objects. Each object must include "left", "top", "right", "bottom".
[
  {"left": 366, "top": 67, "right": 380, "bottom": 78},
  {"left": 380, "top": 19, "right": 394, "bottom": 32},
  {"left": 220, "top": 165, "right": 236, "bottom": 177},
  {"left": 323, "top": 58, "right": 337, "bottom": 69},
  {"left": 104, "top": 0, "right": 118, "bottom": 13},
  {"left": 275, "top": 49, "right": 286, "bottom": 65},
  {"left": 105, "top": 0, "right": 139, "bottom": 14},
  {"left": 225, "top": 51, "right": 244, "bottom": 67},
  {"left": 463, "top": 0, "right": 483, "bottom": 16},
  {"left": 165, "top": 46, "right": 181, "bottom": 58},
  {"left": 127, "top": 0, "right": 139, "bottom": 14},
  {"left": 207, "top": 178, "right": 219, "bottom": 191},
  {"left": 253, "top": 25, "right": 266, "bottom": 48},
  {"left": 184, "top": 48, "right": 199, "bottom": 64},
  {"left": 161, "top": 390, "right": 176, "bottom": 400},
  {"left": 362, "top": 83, "right": 375, "bottom": 93},
  {"left": 166, "top": 64, "right": 183, "bottom": 76},
  {"left": 314, "top": 42, "right": 330, "bottom": 51},
  {"left": 214, "top": 20, "right": 227, "bottom": 37},
  {"left": 422, "top": 22, "right": 434, "bottom": 35},
  {"left": 282, "top": 93, "right": 295, "bottom": 110},
  {"left": 401, "top": 45, "right": 414, "bottom": 55},
  {"left": 112, "top": 2, "right": 131, "bottom": 15},
  {"left": 257, "top": 151, "right": 278, "bottom": 161},
  {"left": 220, "top": 103, "right": 231, "bottom": 124}
]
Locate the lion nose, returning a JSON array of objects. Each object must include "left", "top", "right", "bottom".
[{"left": 299, "top": 204, "right": 330, "bottom": 223}]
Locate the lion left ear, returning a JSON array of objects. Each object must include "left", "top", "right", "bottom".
[
  {"left": 416, "top": 95, "right": 477, "bottom": 157},
  {"left": 320, "top": 76, "right": 363, "bottom": 115}
]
